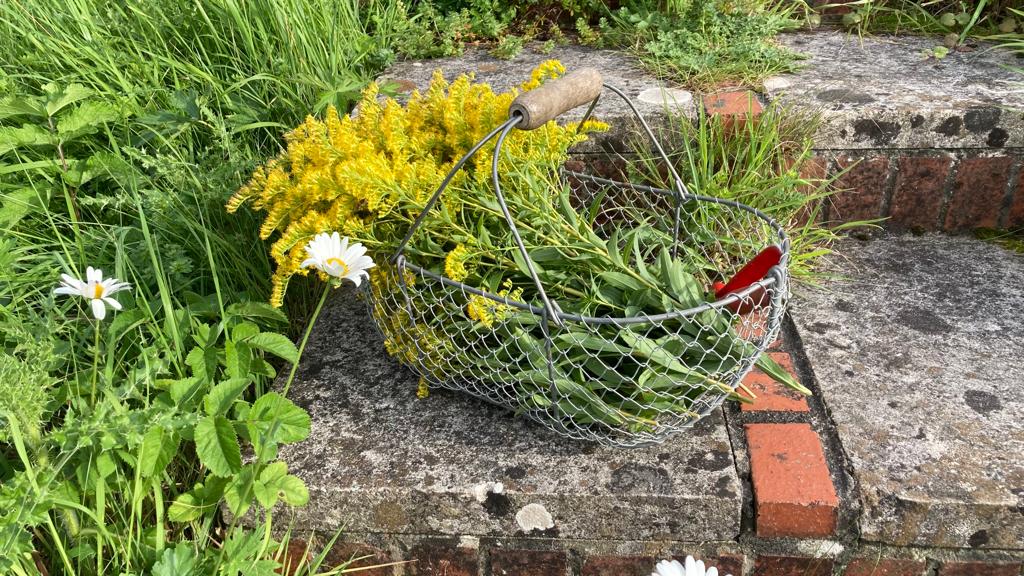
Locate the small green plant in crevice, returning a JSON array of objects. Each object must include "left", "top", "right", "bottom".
[{"left": 975, "top": 227, "right": 1024, "bottom": 253}]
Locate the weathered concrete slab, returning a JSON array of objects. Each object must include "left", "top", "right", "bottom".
[
  {"left": 278, "top": 287, "right": 742, "bottom": 541},
  {"left": 380, "top": 44, "right": 696, "bottom": 154},
  {"left": 770, "top": 31, "right": 1024, "bottom": 150},
  {"left": 791, "top": 235, "right": 1024, "bottom": 549}
]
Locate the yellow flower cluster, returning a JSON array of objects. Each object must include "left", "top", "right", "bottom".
[
  {"left": 466, "top": 279, "right": 523, "bottom": 328},
  {"left": 444, "top": 243, "right": 471, "bottom": 282},
  {"left": 520, "top": 60, "right": 566, "bottom": 91},
  {"left": 228, "top": 60, "right": 605, "bottom": 307}
]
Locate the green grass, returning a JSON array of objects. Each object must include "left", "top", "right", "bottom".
[
  {"left": 0, "top": 0, "right": 413, "bottom": 573},
  {"left": 819, "top": 0, "right": 1022, "bottom": 43},
  {"left": 631, "top": 103, "right": 867, "bottom": 284}
]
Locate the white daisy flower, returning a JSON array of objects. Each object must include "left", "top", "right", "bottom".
[
  {"left": 651, "top": 556, "right": 730, "bottom": 576},
  {"left": 300, "top": 232, "right": 375, "bottom": 286},
  {"left": 54, "top": 266, "right": 131, "bottom": 320}
]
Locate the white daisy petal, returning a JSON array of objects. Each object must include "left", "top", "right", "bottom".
[
  {"left": 706, "top": 568, "right": 718, "bottom": 576},
  {"left": 54, "top": 286, "right": 79, "bottom": 295},
  {"left": 695, "top": 560, "right": 705, "bottom": 575},
  {"left": 61, "top": 274, "right": 83, "bottom": 288},
  {"left": 91, "top": 298, "right": 107, "bottom": 320},
  {"left": 301, "top": 257, "right": 319, "bottom": 270},
  {"left": 103, "top": 297, "right": 123, "bottom": 310}
]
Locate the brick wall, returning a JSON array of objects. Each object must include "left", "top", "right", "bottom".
[
  {"left": 300, "top": 535, "right": 1023, "bottom": 576},
  {"left": 816, "top": 151, "right": 1023, "bottom": 232}
]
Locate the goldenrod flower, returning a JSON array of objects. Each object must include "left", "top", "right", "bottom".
[{"left": 444, "top": 244, "right": 471, "bottom": 281}]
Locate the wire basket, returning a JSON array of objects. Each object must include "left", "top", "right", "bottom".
[{"left": 366, "top": 69, "right": 789, "bottom": 448}]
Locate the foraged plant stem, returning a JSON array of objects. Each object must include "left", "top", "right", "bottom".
[{"left": 283, "top": 284, "right": 331, "bottom": 397}]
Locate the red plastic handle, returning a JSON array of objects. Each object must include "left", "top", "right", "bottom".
[{"left": 712, "top": 245, "right": 783, "bottom": 314}]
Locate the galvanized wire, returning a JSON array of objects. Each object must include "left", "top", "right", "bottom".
[{"left": 366, "top": 85, "right": 789, "bottom": 447}]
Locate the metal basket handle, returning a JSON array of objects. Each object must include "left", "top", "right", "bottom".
[{"left": 391, "top": 69, "right": 693, "bottom": 328}]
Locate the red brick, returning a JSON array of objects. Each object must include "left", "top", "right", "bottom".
[
  {"left": 944, "top": 156, "right": 1014, "bottom": 231},
  {"left": 1007, "top": 166, "right": 1024, "bottom": 229},
  {"left": 746, "top": 423, "right": 838, "bottom": 537},
  {"left": 741, "top": 352, "right": 808, "bottom": 412},
  {"left": 754, "top": 555, "right": 833, "bottom": 576},
  {"left": 713, "top": 554, "right": 745, "bottom": 576},
  {"left": 795, "top": 156, "right": 829, "bottom": 226},
  {"left": 581, "top": 555, "right": 655, "bottom": 576},
  {"left": 889, "top": 156, "right": 953, "bottom": 231},
  {"left": 938, "top": 561, "right": 1022, "bottom": 576},
  {"left": 276, "top": 539, "right": 313, "bottom": 576},
  {"left": 704, "top": 90, "right": 763, "bottom": 129},
  {"left": 325, "top": 542, "right": 393, "bottom": 576},
  {"left": 831, "top": 156, "right": 889, "bottom": 223},
  {"left": 491, "top": 549, "right": 566, "bottom": 576},
  {"left": 844, "top": 558, "right": 927, "bottom": 576},
  {"left": 408, "top": 539, "right": 478, "bottom": 576}
]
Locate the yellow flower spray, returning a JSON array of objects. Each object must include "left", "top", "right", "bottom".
[{"left": 228, "top": 60, "right": 605, "bottom": 307}]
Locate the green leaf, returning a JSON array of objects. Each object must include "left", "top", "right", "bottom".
[
  {"left": 167, "top": 477, "right": 227, "bottom": 522},
  {"left": 205, "top": 377, "right": 250, "bottom": 416},
  {"left": 231, "top": 321, "right": 261, "bottom": 341},
  {"left": 152, "top": 545, "right": 198, "bottom": 576},
  {"left": 227, "top": 301, "right": 289, "bottom": 326},
  {"left": 223, "top": 464, "right": 257, "bottom": 517},
  {"left": 248, "top": 358, "right": 277, "bottom": 379},
  {"left": 253, "top": 461, "right": 307, "bottom": 509},
  {"left": 246, "top": 332, "right": 298, "bottom": 364},
  {"left": 0, "top": 95, "right": 46, "bottom": 119},
  {"left": 246, "top": 393, "right": 310, "bottom": 462},
  {"left": 756, "top": 354, "right": 811, "bottom": 396},
  {"left": 253, "top": 461, "right": 288, "bottom": 509},
  {"left": 0, "top": 188, "right": 44, "bottom": 228},
  {"left": 43, "top": 83, "right": 93, "bottom": 117},
  {"left": 598, "top": 270, "right": 642, "bottom": 292},
  {"left": 56, "top": 101, "right": 119, "bottom": 139},
  {"left": 194, "top": 415, "right": 241, "bottom": 476},
  {"left": 224, "top": 341, "right": 252, "bottom": 380},
  {"left": 169, "top": 376, "right": 205, "bottom": 407},
  {"left": 186, "top": 345, "right": 218, "bottom": 385},
  {"left": 0, "top": 124, "right": 52, "bottom": 155},
  {"left": 277, "top": 473, "right": 309, "bottom": 507},
  {"left": 619, "top": 329, "right": 692, "bottom": 374},
  {"left": 139, "top": 425, "right": 180, "bottom": 478}
]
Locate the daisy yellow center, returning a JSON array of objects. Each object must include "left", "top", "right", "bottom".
[
  {"left": 325, "top": 257, "right": 350, "bottom": 276},
  {"left": 92, "top": 283, "right": 105, "bottom": 299}
]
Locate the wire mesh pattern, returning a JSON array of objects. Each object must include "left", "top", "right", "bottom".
[{"left": 365, "top": 85, "right": 789, "bottom": 447}]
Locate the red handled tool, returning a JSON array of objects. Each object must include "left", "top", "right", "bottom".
[{"left": 711, "top": 245, "right": 783, "bottom": 314}]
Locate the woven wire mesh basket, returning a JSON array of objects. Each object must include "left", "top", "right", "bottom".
[{"left": 366, "top": 70, "right": 789, "bottom": 448}]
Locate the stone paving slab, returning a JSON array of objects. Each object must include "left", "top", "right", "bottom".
[
  {"left": 791, "top": 235, "right": 1024, "bottom": 549},
  {"left": 769, "top": 31, "right": 1024, "bottom": 150},
  {"left": 278, "top": 287, "right": 742, "bottom": 542}
]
